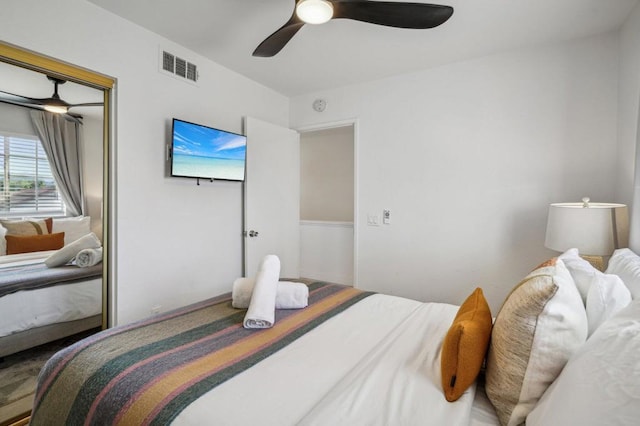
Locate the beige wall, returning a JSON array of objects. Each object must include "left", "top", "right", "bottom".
[
  {"left": 300, "top": 126, "right": 354, "bottom": 222},
  {"left": 81, "top": 114, "right": 103, "bottom": 240},
  {"left": 620, "top": 1, "right": 640, "bottom": 249},
  {"left": 291, "top": 33, "right": 620, "bottom": 312}
]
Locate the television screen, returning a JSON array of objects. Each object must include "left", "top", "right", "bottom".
[{"left": 170, "top": 118, "right": 246, "bottom": 181}]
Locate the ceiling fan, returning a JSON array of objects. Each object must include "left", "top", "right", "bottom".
[
  {"left": 253, "top": 0, "right": 454, "bottom": 57},
  {"left": 0, "top": 76, "right": 103, "bottom": 114}
]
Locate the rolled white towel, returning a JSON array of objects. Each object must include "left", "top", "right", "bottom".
[
  {"left": 45, "top": 233, "right": 101, "bottom": 268},
  {"left": 276, "top": 281, "right": 309, "bottom": 309},
  {"left": 75, "top": 247, "right": 103, "bottom": 268},
  {"left": 232, "top": 277, "right": 308, "bottom": 309},
  {"left": 243, "top": 255, "right": 280, "bottom": 329}
]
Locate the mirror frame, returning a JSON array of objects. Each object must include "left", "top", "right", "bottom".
[{"left": 0, "top": 41, "right": 114, "bottom": 425}]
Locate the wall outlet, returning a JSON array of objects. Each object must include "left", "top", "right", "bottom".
[{"left": 151, "top": 305, "right": 162, "bottom": 314}]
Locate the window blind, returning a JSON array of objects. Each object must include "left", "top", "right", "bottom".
[{"left": 0, "top": 133, "right": 65, "bottom": 216}]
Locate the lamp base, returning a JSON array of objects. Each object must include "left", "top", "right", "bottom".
[{"left": 581, "top": 255, "right": 605, "bottom": 272}]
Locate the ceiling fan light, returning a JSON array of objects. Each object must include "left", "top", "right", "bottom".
[
  {"left": 44, "top": 104, "right": 68, "bottom": 114},
  {"left": 296, "top": 0, "right": 333, "bottom": 25}
]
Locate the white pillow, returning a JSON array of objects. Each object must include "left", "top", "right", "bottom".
[
  {"left": 585, "top": 273, "right": 631, "bottom": 336},
  {"left": 485, "top": 259, "right": 587, "bottom": 426},
  {"left": 0, "top": 225, "right": 6, "bottom": 256},
  {"left": 559, "top": 249, "right": 632, "bottom": 335},
  {"left": 52, "top": 216, "right": 91, "bottom": 246},
  {"left": 605, "top": 248, "right": 640, "bottom": 299},
  {"left": 527, "top": 299, "right": 640, "bottom": 425},
  {"left": 559, "top": 248, "right": 599, "bottom": 303}
]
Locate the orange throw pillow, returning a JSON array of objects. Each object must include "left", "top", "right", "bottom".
[
  {"left": 6, "top": 232, "right": 65, "bottom": 255},
  {"left": 441, "top": 287, "right": 493, "bottom": 402}
]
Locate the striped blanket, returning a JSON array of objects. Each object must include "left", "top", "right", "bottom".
[
  {"left": 0, "top": 262, "right": 102, "bottom": 297},
  {"left": 31, "top": 282, "right": 372, "bottom": 426}
]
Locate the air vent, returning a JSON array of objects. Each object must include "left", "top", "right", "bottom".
[
  {"left": 162, "top": 51, "right": 174, "bottom": 73},
  {"left": 175, "top": 57, "right": 186, "bottom": 78},
  {"left": 159, "top": 48, "right": 199, "bottom": 84},
  {"left": 187, "top": 63, "right": 197, "bottom": 82}
]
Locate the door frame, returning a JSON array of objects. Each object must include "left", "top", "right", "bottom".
[
  {"left": 296, "top": 118, "right": 359, "bottom": 287},
  {"left": 0, "top": 42, "right": 116, "bottom": 325},
  {"left": 0, "top": 40, "right": 116, "bottom": 425}
]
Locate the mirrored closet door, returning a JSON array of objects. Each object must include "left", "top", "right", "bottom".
[{"left": 0, "top": 43, "right": 113, "bottom": 425}]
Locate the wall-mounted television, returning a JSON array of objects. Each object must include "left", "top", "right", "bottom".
[{"left": 170, "top": 118, "right": 246, "bottom": 182}]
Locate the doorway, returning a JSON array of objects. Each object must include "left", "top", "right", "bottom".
[{"left": 298, "top": 122, "right": 357, "bottom": 286}]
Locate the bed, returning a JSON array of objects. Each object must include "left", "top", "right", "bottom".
[
  {"left": 30, "top": 249, "right": 640, "bottom": 426},
  {"left": 0, "top": 250, "right": 103, "bottom": 357},
  {"left": 0, "top": 216, "right": 104, "bottom": 358}
]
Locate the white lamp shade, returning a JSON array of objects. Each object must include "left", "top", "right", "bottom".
[{"left": 545, "top": 202, "right": 629, "bottom": 255}]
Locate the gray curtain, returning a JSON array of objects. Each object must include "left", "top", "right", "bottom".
[{"left": 29, "top": 110, "right": 85, "bottom": 216}]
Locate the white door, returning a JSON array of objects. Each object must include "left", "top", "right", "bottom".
[{"left": 244, "top": 117, "right": 300, "bottom": 278}]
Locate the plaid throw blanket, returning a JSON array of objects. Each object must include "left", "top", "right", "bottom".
[{"left": 31, "top": 282, "right": 372, "bottom": 426}]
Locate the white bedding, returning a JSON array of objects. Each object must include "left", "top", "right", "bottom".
[
  {"left": 470, "top": 380, "right": 501, "bottom": 426},
  {"left": 0, "top": 250, "right": 57, "bottom": 267},
  {"left": 0, "top": 251, "right": 102, "bottom": 338},
  {"left": 173, "top": 294, "right": 494, "bottom": 426}
]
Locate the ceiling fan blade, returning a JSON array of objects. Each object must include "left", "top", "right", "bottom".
[
  {"left": 253, "top": 13, "right": 305, "bottom": 57},
  {"left": 0, "top": 90, "right": 42, "bottom": 105},
  {"left": 69, "top": 102, "right": 104, "bottom": 109},
  {"left": 0, "top": 97, "right": 82, "bottom": 121},
  {"left": 0, "top": 97, "right": 44, "bottom": 111},
  {"left": 332, "top": 1, "right": 453, "bottom": 29},
  {"left": 62, "top": 114, "right": 83, "bottom": 124},
  {"left": 0, "top": 88, "right": 70, "bottom": 107}
]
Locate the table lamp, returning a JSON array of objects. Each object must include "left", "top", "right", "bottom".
[{"left": 544, "top": 197, "right": 629, "bottom": 270}]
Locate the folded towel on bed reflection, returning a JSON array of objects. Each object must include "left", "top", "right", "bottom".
[
  {"left": 75, "top": 247, "right": 103, "bottom": 268},
  {"left": 243, "top": 255, "right": 280, "bottom": 329},
  {"left": 233, "top": 277, "right": 308, "bottom": 309},
  {"left": 45, "top": 232, "right": 101, "bottom": 268}
]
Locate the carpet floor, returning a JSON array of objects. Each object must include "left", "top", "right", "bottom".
[{"left": 0, "top": 329, "right": 99, "bottom": 425}]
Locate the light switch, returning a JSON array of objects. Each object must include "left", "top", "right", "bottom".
[
  {"left": 383, "top": 209, "right": 390, "bottom": 224},
  {"left": 367, "top": 214, "right": 380, "bottom": 226}
]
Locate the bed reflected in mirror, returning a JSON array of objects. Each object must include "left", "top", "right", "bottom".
[{"left": 0, "top": 52, "right": 111, "bottom": 425}]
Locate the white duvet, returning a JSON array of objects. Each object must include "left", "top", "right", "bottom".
[
  {"left": 0, "top": 250, "right": 57, "bottom": 268},
  {"left": 173, "top": 294, "right": 480, "bottom": 426},
  {"left": 0, "top": 251, "right": 102, "bottom": 337}
]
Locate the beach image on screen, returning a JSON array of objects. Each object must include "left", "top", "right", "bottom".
[{"left": 172, "top": 120, "right": 246, "bottom": 180}]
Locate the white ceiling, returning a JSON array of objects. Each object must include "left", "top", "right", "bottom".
[{"left": 89, "top": 0, "right": 637, "bottom": 96}]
